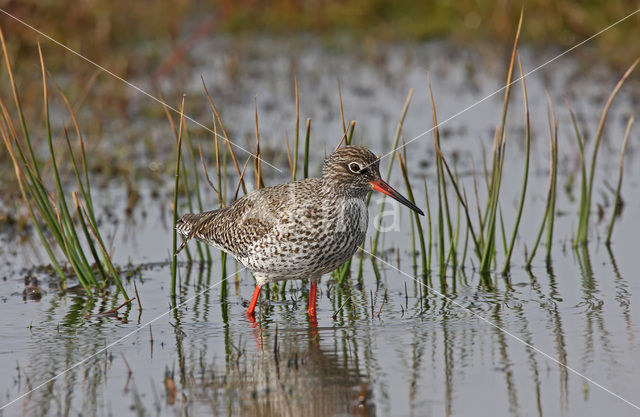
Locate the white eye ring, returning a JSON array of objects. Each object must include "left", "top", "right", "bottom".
[{"left": 348, "top": 162, "right": 362, "bottom": 173}]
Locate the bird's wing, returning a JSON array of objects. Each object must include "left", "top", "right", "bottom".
[{"left": 179, "top": 180, "right": 319, "bottom": 257}]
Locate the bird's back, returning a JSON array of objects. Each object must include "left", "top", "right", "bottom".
[{"left": 176, "top": 178, "right": 368, "bottom": 279}]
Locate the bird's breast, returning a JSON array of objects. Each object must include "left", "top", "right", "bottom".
[{"left": 241, "top": 196, "right": 369, "bottom": 277}]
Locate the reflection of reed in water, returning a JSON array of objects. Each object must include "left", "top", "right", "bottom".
[{"left": 227, "top": 330, "right": 375, "bottom": 417}]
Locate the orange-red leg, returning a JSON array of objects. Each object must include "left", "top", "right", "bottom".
[
  {"left": 246, "top": 285, "right": 261, "bottom": 318},
  {"left": 308, "top": 281, "right": 317, "bottom": 317}
]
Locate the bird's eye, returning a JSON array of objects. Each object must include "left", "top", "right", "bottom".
[{"left": 348, "top": 162, "right": 362, "bottom": 173}]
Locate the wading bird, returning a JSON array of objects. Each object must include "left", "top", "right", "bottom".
[{"left": 176, "top": 145, "right": 423, "bottom": 321}]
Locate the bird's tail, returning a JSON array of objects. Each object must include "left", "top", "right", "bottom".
[{"left": 175, "top": 210, "right": 217, "bottom": 254}]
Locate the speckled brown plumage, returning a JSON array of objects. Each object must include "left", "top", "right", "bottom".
[{"left": 176, "top": 145, "right": 423, "bottom": 318}]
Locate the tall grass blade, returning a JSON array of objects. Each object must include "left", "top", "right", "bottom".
[
  {"left": 346, "top": 120, "right": 356, "bottom": 145},
  {"left": 201, "top": 77, "right": 247, "bottom": 195},
  {"left": 185, "top": 129, "right": 211, "bottom": 262},
  {"left": 577, "top": 57, "right": 639, "bottom": 245},
  {"left": 0, "top": 27, "right": 37, "bottom": 172},
  {"left": 303, "top": 118, "right": 311, "bottom": 178},
  {"left": 428, "top": 79, "right": 482, "bottom": 272},
  {"left": 544, "top": 94, "right": 558, "bottom": 263},
  {"left": 254, "top": 96, "right": 264, "bottom": 189},
  {"left": 63, "top": 128, "right": 108, "bottom": 282},
  {"left": 371, "top": 89, "right": 414, "bottom": 256},
  {"left": 606, "top": 117, "right": 634, "bottom": 245},
  {"left": 74, "top": 194, "right": 128, "bottom": 296},
  {"left": 427, "top": 77, "right": 456, "bottom": 274},
  {"left": 337, "top": 79, "right": 347, "bottom": 136},
  {"left": 0, "top": 116, "right": 66, "bottom": 284},
  {"left": 39, "top": 46, "right": 96, "bottom": 287},
  {"left": 479, "top": 11, "right": 522, "bottom": 273},
  {"left": 171, "top": 96, "right": 186, "bottom": 300},
  {"left": 526, "top": 120, "right": 556, "bottom": 269},
  {"left": 0, "top": 43, "right": 128, "bottom": 295},
  {"left": 292, "top": 75, "right": 300, "bottom": 181},
  {"left": 423, "top": 180, "right": 432, "bottom": 272},
  {"left": 566, "top": 103, "right": 587, "bottom": 239},
  {"left": 397, "top": 154, "right": 427, "bottom": 276},
  {"left": 502, "top": 53, "right": 530, "bottom": 275},
  {"left": 178, "top": 134, "right": 200, "bottom": 262}
]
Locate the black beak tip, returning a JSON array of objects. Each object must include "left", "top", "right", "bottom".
[{"left": 415, "top": 207, "right": 425, "bottom": 216}]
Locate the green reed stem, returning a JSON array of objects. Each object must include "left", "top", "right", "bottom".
[
  {"left": 337, "top": 79, "right": 347, "bottom": 137},
  {"left": 606, "top": 117, "right": 634, "bottom": 245},
  {"left": 499, "top": 206, "right": 507, "bottom": 255},
  {"left": 254, "top": 96, "right": 265, "bottom": 190},
  {"left": 75, "top": 194, "right": 128, "bottom": 296},
  {"left": 371, "top": 89, "right": 414, "bottom": 256},
  {"left": 397, "top": 154, "right": 427, "bottom": 276},
  {"left": 435, "top": 162, "right": 445, "bottom": 275},
  {"left": 431, "top": 126, "right": 480, "bottom": 259},
  {"left": 480, "top": 13, "right": 521, "bottom": 273},
  {"left": 201, "top": 77, "right": 247, "bottom": 195},
  {"left": 427, "top": 78, "right": 455, "bottom": 275},
  {"left": 577, "top": 58, "right": 639, "bottom": 245},
  {"left": 171, "top": 96, "right": 186, "bottom": 299},
  {"left": 525, "top": 127, "right": 556, "bottom": 269},
  {"left": 545, "top": 95, "right": 558, "bottom": 263},
  {"left": 304, "top": 118, "right": 311, "bottom": 178},
  {"left": 292, "top": 75, "right": 300, "bottom": 181},
  {"left": 0, "top": 28, "right": 37, "bottom": 175},
  {"left": 409, "top": 212, "right": 417, "bottom": 275},
  {"left": 63, "top": 129, "right": 108, "bottom": 283},
  {"left": 0, "top": 118, "right": 66, "bottom": 284},
  {"left": 423, "top": 180, "right": 433, "bottom": 272},
  {"left": 40, "top": 48, "right": 97, "bottom": 288},
  {"left": 451, "top": 162, "right": 462, "bottom": 269},
  {"left": 55, "top": 85, "right": 113, "bottom": 284},
  {"left": 346, "top": 120, "right": 355, "bottom": 145},
  {"left": 502, "top": 53, "right": 530, "bottom": 275},
  {"left": 567, "top": 104, "right": 587, "bottom": 240},
  {"left": 185, "top": 128, "right": 211, "bottom": 262},
  {"left": 179, "top": 147, "right": 201, "bottom": 262}
]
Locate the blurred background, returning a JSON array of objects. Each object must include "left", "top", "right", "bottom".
[{"left": 4, "top": 0, "right": 639, "bottom": 70}]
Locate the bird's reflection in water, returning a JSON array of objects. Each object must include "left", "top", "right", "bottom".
[{"left": 229, "top": 323, "right": 375, "bottom": 417}]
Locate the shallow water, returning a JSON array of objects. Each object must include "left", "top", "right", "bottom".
[
  {"left": 1, "top": 36, "right": 640, "bottom": 416},
  {"left": 3, "top": 245, "right": 640, "bottom": 416}
]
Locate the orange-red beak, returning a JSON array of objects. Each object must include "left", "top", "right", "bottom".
[{"left": 370, "top": 179, "right": 424, "bottom": 216}]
